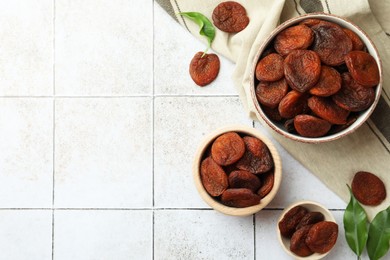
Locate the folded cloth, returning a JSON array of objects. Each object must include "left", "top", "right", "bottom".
[{"left": 156, "top": 0, "right": 390, "bottom": 220}]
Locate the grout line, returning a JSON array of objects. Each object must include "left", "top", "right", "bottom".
[
  {"left": 253, "top": 214, "right": 256, "bottom": 260},
  {"left": 0, "top": 207, "right": 346, "bottom": 211},
  {"left": 152, "top": 1, "right": 155, "bottom": 259},
  {"left": 0, "top": 94, "right": 239, "bottom": 98}
]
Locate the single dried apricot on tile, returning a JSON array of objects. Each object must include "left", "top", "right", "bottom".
[
  {"left": 343, "top": 28, "right": 364, "bottom": 51},
  {"left": 236, "top": 136, "right": 273, "bottom": 174},
  {"left": 262, "top": 106, "right": 283, "bottom": 121},
  {"left": 345, "top": 51, "right": 380, "bottom": 87},
  {"left": 189, "top": 52, "right": 220, "bottom": 86},
  {"left": 351, "top": 171, "right": 386, "bottom": 206},
  {"left": 308, "top": 96, "right": 349, "bottom": 125},
  {"left": 290, "top": 225, "right": 314, "bottom": 257},
  {"left": 221, "top": 188, "right": 260, "bottom": 208},
  {"left": 311, "top": 22, "right": 352, "bottom": 66},
  {"left": 212, "top": 1, "right": 249, "bottom": 33},
  {"left": 228, "top": 170, "right": 261, "bottom": 193},
  {"left": 278, "top": 90, "right": 308, "bottom": 119},
  {"left": 255, "top": 53, "right": 284, "bottom": 81},
  {"left": 296, "top": 212, "right": 325, "bottom": 231},
  {"left": 256, "top": 78, "right": 289, "bottom": 109},
  {"left": 332, "top": 72, "right": 375, "bottom": 112},
  {"left": 309, "top": 66, "right": 342, "bottom": 97},
  {"left": 200, "top": 157, "right": 228, "bottom": 197},
  {"left": 274, "top": 25, "right": 314, "bottom": 56},
  {"left": 294, "top": 114, "right": 331, "bottom": 138},
  {"left": 257, "top": 170, "right": 274, "bottom": 198},
  {"left": 211, "top": 132, "right": 245, "bottom": 166},
  {"left": 306, "top": 221, "right": 338, "bottom": 254},
  {"left": 279, "top": 206, "right": 308, "bottom": 238},
  {"left": 284, "top": 50, "right": 321, "bottom": 92}
]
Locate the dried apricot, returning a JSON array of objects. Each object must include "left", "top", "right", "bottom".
[
  {"left": 309, "top": 66, "right": 342, "bottom": 97},
  {"left": 262, "top": 106, "right": 283, "bottom": 121},
  {"left": 284, "top": 50, "right": 321, "bottom": 92},
  {"left": 352, "top": 171, "right": 386, "bottom": 206},
  {"left": 257, "top": 171, "right": 274, "bottom": 198},
  {"left": 200, "top": 157, "right": 228, "bottom": 197},
  {"left": 274, "top": 25, "right": 314, "bottom": 56},
  {"left": 290, "top": 225, "right": 314, "bottom": 257},
  {"left": 228, "top": 170, "right": 261, "bottom": 193},
  {"left": 189, "top": 52, "right": 220, "bottom": 86},
  {"left": 345, "top": 51, "right": 380, "bottom": 87},
  {"left": 296, "top": 212, "right": 325, "bottom": 230},
  {"left": 306, "top": 221, "right": 338, "bottom": 254},
  {"left": 221, "top": 188, "right": 260, "bottom": 208},
  {"left": 284, "top": 118, "right": 296, "bottom": 133},
  {"left": 343, "top": 28, "right": 364, "bottom": 51},
  {"left": 328, "top": 113, "right": 358, "bottom": 134},
  {"left": 308, "top": 96, "right": 349, "bottom": 125},
  {"left": 212, "top": 1, "right": 249, "bottom": 33},
  {"left": 299, "top": 18, "right": 322, "bottom": 27},
  {"left": 278, "top": 90, "right": 308, "bottom": 119},
  {"left": 211, "top": 132, "right": 245, "bottom": 166},
  {"left": 294, "top": 114, "right": 331, "bottom": 138},
  {"left": 311, "top": 22, "right": 352, "bottom": 66},
  {"left": 255, "top": 53, "right": 284, "bottom": 81},
  {"left": 279, "top": 206, "right": 308, "bottom": 238},
  {"left": 332, "top": 73, "right": 375, "bottom": 112},
  {"left": 256, "top": 78, "right": 289, "bottom": 109},
  {"left": 236, "top": 136, "right": 273, "bottom": 174}
]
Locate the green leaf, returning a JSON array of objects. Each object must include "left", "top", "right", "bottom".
[
  {"left": 179, "top": 12, "right": 215, "bottom": 53},
  {"left": 343, "top": 185, "right": 368, "bottom": 257},
  {"left": 367, "top": 205, "right": 390, "bottom": 260}
]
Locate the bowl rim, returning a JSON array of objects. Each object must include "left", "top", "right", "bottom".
[
  {"left": 192, "top": 125, "right": 282, "bottom": 216},
  {"left": 249, "top": 12, "right": 383, "bottom": 144},
  {"left": 276, "top": 200, "right": 337, "bottom": 259}
]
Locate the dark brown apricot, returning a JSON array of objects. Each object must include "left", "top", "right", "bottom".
[
  {"left": 284, "top": 50, "right": 321, "bottom": 92},
  {"left": 228, "top": 170, "right": 261, "bottom": 193},
  {"left": 328, "top": 113, "right": 358, "bottom": 135},
  {"left": 296, "top": 212, "right": 325, "bottom": 230},
  {"left": 345, "top": 51, "right": 380, "bottom": 87},
  {"left": 279, "top": 206, "right": 308, "bottom": 238},
  {"left": 278, "top": 90, "right": 308, "bottom": 119},
  {"left": 343, "top": 28, "right": 364, "bottom": 51},
  {"left": 290, "top": 225, "right": 314, "bottom": 257},
  {"left": 294, "top": 114, "right": 331, "bottom": 138},
  {"left": 255, "top": 53, "right": 284, "bottom": 81},
  {"left": 306, "top": 221, "right": 338, "bottom": 254},
  {"left": 256, "top": 78, "right": 289, "bottom": 108},
  {"left": 211, "top": 132, "right": 245, "bottom": 166},
  {"left": 200, "top": 157, "right": 228, "bottom": 197},
  {"left": 221, "top": 188, "right": 260, "bottom": 208},
  {"left": 274, "top": 25, "right": 314, "bottom": 56},
  {"left": 212, "top": 1, "right": 249, "bottom": 33},
  {"left": 352, "top": 171, "right": 386, "bottom": 206},
  {"left": 284, "top": 118, "right": 296, "bottom": 133},
  {"left": 189, "top": 52, "right": 220, "bottom": 86},
  {"left": 308, "top": 96, "right": 349, "bottom": 125},
  {"left": 257, "top": 170, "right": 274, "bottom": 198},
  {"left": 262, "top": 106, "right": 283, "bottom": 121},
  {"left": 309, "top": 66, "right": 342, "bottom": 97}
]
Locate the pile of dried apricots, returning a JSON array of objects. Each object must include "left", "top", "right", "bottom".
[
  {"left": 200, "top": 132, "right": 274, "bottom": 208},
  {"left": 256, "top": 18, "right": 380, "bottom": 138}
]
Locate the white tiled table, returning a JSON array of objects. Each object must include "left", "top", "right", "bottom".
[{"left": 0, "top": 1, "right": 357, "bottom": 259}]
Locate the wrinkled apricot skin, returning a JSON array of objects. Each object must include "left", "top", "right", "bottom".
[
  {"left": 345, "top": 51, "right": 380, "bottom": 87},
  {"left": 290, "top": 225, "right": 314, "bottom": 257},
  {"left": 212, "top": 1, "right": 249, "bottom": 33},
  {"left": 352, "top": 171, "right": 386, "bottom": 206},
  {"left": 278, "top": 90, "right": 308, "bottom": 119},
  {"left": 332, "top": 73, "right": 375, "bottom": 112},
  {"left": 308, "top": 96, "right": 349, "bottom": 125},
  {"left": 255, "top": 53, "right": 284, "bottom": 81},
  {"left": 279, "top": 206, "right": 308, "bottom": 238},
  {"left": 236, "top": 136, "right": 273, "bottom": 174},
  {"left": 343, "top": 28, "right": 364, "bottom": 51},
  {"left": 306, "top": 221, "right": 338, "bottom": 254},
  {"left": 200, "top": 157, "right": 228, "bottom": 197},
  {"left": 221, "top": 188, "right": 260, "bottom": 208},
  {"left": 274, "top": 25, "right": 314, "bottom": 56},
  {"left": 256, "top": 78, "right": 289, "bottom": 108},
  {"left": 189, "top": 52, "right": 220, "bottom": 86},
  {"left": 296, "top": 212, "right": 325, "bottom": 231},
  {"left": 311, "top": 22, "right": 352, "bottom": 66},
  {"left": 309, "top": 66, "right": 342, "bottom": 97},
  {"left": 284, "top": 50, "right": 321, "bottom": 92},
  {"left": 211, "top": 132, "right": 245, "bottom": 166},
  {"left": 257, "top": 171, "right": 274, "bottom": 198},
  {"left": 294, "top": 115, "right": 331, "bottom": 138},
  {"left": 262, "top": 106, "right": 283, "bottom": 121},
  {"left": 228, "top": 170, "right": 261, "bottom": 193}
]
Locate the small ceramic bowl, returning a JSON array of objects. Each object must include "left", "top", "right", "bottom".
[
  {"left": 277, "top": 201, "right": 337, "bottom": 259},
  {"left": 193, "top": 125, "right": 282, "bottom": 216},
  {"left": 250, "top": 13, "right": 383, "bottom": 143}
]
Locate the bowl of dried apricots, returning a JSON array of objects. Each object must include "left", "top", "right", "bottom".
[
  {"left": 251, "top": 13, "right": 383, "bottom": 143},
  {"left": 193, "top": 125, "right": 282, "bottom": 216}
]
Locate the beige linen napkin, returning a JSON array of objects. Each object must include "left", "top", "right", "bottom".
[{"left": 156, "top": 0, "right": 390, "bottom": 220}]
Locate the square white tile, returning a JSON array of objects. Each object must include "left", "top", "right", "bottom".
[
  {"left": 0, "top": 210, "right": 52, "bottom": 260},
  {"left": 55, "top": 0, "right": 152, "bottom": 96},
  {"left": 0, "top": 0, "right": 53, "bottom": 96},
  {"left": 54, "top": 210, "right": 152, "bottom": 260},
  {"left": 154, "top": 3, "right": 237, "bottom": 95},
  {"left": 154, "top": 210, "right": 254, "bottom": 259},
  {"left": 0, "top": 99, "right": 53, "bottom": 208},
  {"left": 55, "top": 98, "right": 152, "bottom": 208},
  {"left": 154, "top": 96, "right": 252, "bottom": 208}
]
